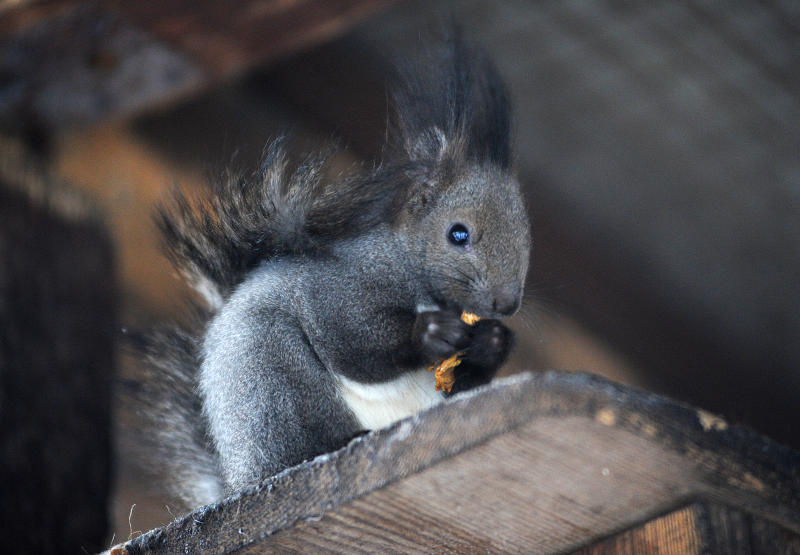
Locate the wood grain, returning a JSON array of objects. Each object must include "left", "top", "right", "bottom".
[
  {"left": 118, "top": 372, "right": 800, "bottom": 554},
  {"left": 579, "top": 502, "right": 800, "bottom": 554},
  {"left": 576, "top": 505, "right": 703, "bottom": 554},
  {"left": 261, "top": 417, "right": 694, "bottom": 553}
]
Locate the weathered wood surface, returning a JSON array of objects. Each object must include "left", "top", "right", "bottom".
[
  {"left": 0, "top": 0, "right": 393, "bottom": 129},
  {"left": 113, "top": 371, "right": 799, "bottom": 554},
  {"left": 0, "top": 136, "right": 115, "bottom": 553}
]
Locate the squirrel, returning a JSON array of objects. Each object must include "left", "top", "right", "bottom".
[{"left": 137, "top": 35, "right": 530, "bottom": 510}]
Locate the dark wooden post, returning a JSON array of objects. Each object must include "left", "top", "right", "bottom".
[{"left": 0, "top": 137, "right": 116, "bottom": 553}]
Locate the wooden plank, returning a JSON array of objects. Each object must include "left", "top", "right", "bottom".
[
  {"left": 257, "top": 416, "right": 696, "bottom": 553},
  {"left": 113, "top": 0, "right": 397, "bottom": 78},
  {"left": 111, "top": 371, "right": 800, "bottom": 554},
  {"left": 0, "top": 0, "right": 394, "bottom": 129},
  {"left": 0, "top": 0, "right": 79, "bottom": 34},
  {"left": 0, "top": 3, "right": 203, "bottom": 129}
]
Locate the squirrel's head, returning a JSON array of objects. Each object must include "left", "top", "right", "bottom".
[
  {"left": 389, "top": 35, "right": 530, "bottom": 318},
  {"left": 399, "top": 149, "right": 530, "bottom": 319}
]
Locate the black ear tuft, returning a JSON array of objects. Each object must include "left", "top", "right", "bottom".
[{"left": 391, "top": 31, "right": 512, "bottom": 169}]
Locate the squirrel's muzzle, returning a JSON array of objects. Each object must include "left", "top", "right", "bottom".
[{"left": 492, "top": 285, "right": 522, "bottom": 316}]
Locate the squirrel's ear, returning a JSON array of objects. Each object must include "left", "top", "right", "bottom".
[
  {"left": 391, "top": 33, "right": 512, "bottom": 169},
  {"left": 402, "top": 174, "right": 439, "bottom": 217}
]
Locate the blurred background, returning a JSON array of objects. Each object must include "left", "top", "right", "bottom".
[{"left": 1, "top": 0, "right": 798, "bottom": 551}]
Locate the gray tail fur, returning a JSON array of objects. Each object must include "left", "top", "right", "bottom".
[
  {"left": 137, "top": 141, "right": 402, "bottom": 508},
  {"left": 127, "top": 323, "right": 225, "bottom": 509},
  {"left": 156, "top": 140, "right": 399, "bottom": 310}
]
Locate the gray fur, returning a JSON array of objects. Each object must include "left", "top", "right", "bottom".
[
  {"left": 134, "top": 325, "right": 225, "bottom": 507},
  {"left": 147, "top": 36, "right": 531, "bottom": 506}
]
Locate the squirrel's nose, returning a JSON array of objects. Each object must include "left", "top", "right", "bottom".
[{"left": 491, "top": 286, "right": 521, "bottom": 316}]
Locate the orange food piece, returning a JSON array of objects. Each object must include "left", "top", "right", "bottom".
[
  {"left": 432, "top": 353, "right": 461, "bottom": 392},
  {"left": 460, "top": 311, "right": 481, "bottom": 326},
  {"left": 428, "top": 311, "right": 480, "bottom": 392}
]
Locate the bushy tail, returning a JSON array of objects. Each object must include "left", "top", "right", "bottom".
[
  {"left": 156, "top": 139, "right": 397, "bottom": 310},
  {"left": 135, "top": 140, "right": 401, "bottom": 508},
  {"left": 127, "top": 323, "right": 224, "bottom": 509}
]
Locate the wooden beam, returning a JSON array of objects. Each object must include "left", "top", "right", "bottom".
[
  {"left": 0, "top": 3, "right": 203, "bottom": 129},
  {"left": 113, "top": 0, "right": 397, "bottom": 78},
  {"left": 109, "top": 371, "right": 800, "bottom": 554},
  {"left": 0, "top": 0, "right": 395, "bottom": 129}
]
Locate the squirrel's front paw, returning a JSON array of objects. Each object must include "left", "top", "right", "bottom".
[
  {"left": 443, "top": 320, "right": 514, "bottom": 395},
  {"left": 464, "top": 319, "right": 514, "bottom": 369},
  {"left": 412, "top": 310, "right": 470, "bottom": 363}
]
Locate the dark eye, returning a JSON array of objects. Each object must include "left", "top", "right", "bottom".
[{"left": 447, "top": 223, "right": 470, "bottom": 246}]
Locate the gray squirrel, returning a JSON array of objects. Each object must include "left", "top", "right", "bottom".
[{"left": 139, "top": 36, "right": 530, "bottom": 509}]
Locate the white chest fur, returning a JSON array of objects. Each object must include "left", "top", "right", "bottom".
[{"left": 335, "top": 369, "right": 444, "bottom": 430}]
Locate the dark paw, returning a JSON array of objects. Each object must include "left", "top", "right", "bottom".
[
  {"left": 444, "top": 320, "right": 514, "bottom": 396},
  {"left": 412, "top": 310, "right": 470, "bottom": 363},
  {"left": 464, "top": 319, "right": 514, "bottom": 369}
]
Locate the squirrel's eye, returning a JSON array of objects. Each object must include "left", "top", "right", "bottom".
[{"left": 448, "top": 223, "right": 470, "bottom": 246}]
